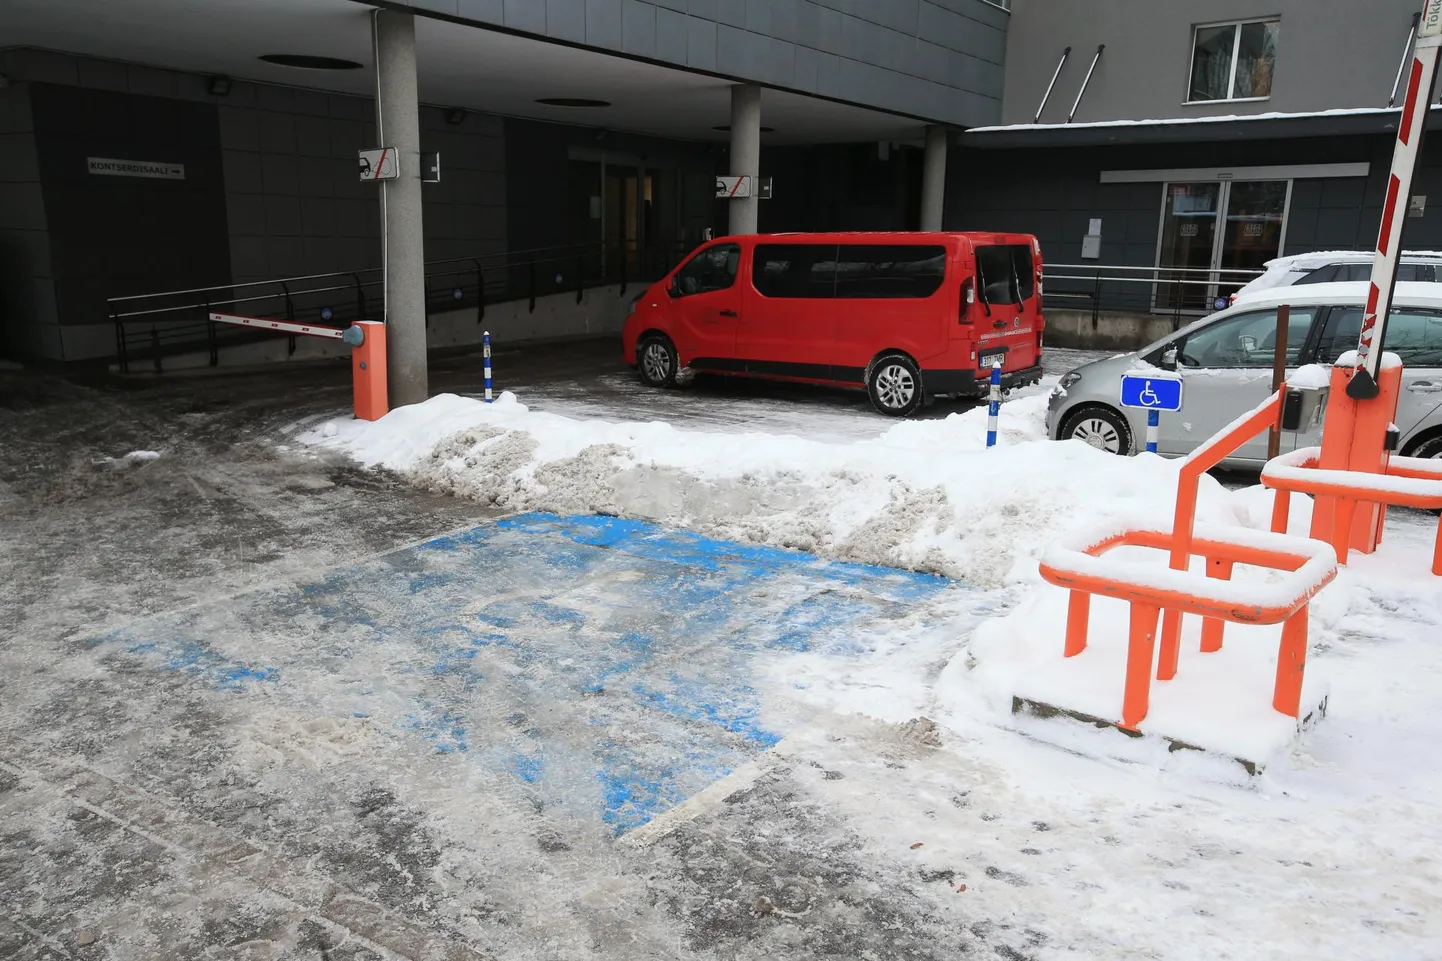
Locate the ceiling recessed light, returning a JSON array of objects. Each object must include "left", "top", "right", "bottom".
[
  {"left": 536, "top": 97, "right": 611, "bottom": 108},
  {"left": 712, "top": 125, "right": 776, "bottom": 133},
  {"left": 259, "top": 54, "right": 363, "bottom": 70}
]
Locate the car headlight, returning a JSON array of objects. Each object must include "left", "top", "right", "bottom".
[{"left": 1059, "top": 371, "right": 1083, "bottom": 390}]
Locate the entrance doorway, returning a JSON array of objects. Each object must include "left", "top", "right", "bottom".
[
  {"left": 1156, "top": 179, "right": 1290, "bottom": 311},
  {"left": 566, "top": 158, "right": 658, "bottom": 279}
]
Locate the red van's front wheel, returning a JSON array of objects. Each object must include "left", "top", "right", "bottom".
[
  {"left": 638, "top": 335, "right": 679, "bottom": 388},
  {"left": 867, "top": 353, "right": 924, "bottom": 417}
]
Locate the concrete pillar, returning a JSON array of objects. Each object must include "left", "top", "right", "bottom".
[
  {"left": 373, "top": 8, "right": 428, "bottom": 407},
  {"left": 920, "top": 125, "right": 948, "bottom": 232},
  {"left": 728, "top": 84, "right": 762, "bottom": 236}
]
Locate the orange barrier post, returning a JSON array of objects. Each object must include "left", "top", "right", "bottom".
[
  {"left": 348, "top": 321, "right": 389, "bottom": 421},
  {"left": 1038, "top": 526, "right": 1337, "bottom": 732},
  {"left": 1122, "top": 603, "right": 1160, "bottom": 730},
  {"left": 1262, "top": 447, "right": 1442, "bottom": 574},
  {"left": 1311, "top": 362, "right": 1403, "bottom": 554},
  {"left": 1274, "top": 608, "right": 1308, "bottom": 717},
  {"left": 1199, "top": 557, "right": 1234, "bottom": 653},
  {"left": 1162, "top": 391, "right": 1285, "bottom": 672},
  {"left": 1064, "top": 591, "right": 1090, "bottom": 657}
]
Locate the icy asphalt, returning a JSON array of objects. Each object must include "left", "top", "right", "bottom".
[
  {"left": 17, "top": 344, "right": 1434, "bottom": 961},
  {"left": 0, "top": 344, "right": 1105, "bottom": 961}
]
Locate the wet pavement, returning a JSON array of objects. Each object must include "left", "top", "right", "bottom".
[{"left": 0, "top": 343, "right": 1056, "bottom": 961}]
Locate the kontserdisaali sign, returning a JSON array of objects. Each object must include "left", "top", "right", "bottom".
[{"left": 87, "top": 158, "right": 186, "bottom": 180}]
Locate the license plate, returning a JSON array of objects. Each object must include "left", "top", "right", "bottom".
[{"left": 980, "top": 351, "right": 1005, "bottom": 369}]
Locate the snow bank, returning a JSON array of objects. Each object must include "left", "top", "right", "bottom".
[{"left": 302, "top": 390, "right": 1265, "bottom": 589}]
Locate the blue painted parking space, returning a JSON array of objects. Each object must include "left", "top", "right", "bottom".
[{"left": 89, "top": 513, "right": 956, "bottom": 835}]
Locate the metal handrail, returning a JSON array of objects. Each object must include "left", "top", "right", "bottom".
[
  {"left": 1047, "top": 263, "right": 1261, "bottom": 276},
  {"left": 104, "top": 240, "right": 622, "bottom": 304},
  {"left": 109, "top": 237, "right": 686, "bottom": 372}
]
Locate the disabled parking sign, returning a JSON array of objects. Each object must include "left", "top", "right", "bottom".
[
  {"left": 1119, "top": 373, "right": 1183, "bottom": 412},
  {"left": 1120, "top": 373, "right": 1182, "bottom": 454}
]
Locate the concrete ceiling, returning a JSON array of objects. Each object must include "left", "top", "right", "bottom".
[{"left": 0, "top": 0, "right": 927, "bottom": 145}]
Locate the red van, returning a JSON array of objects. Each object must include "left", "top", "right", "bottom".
[{"left": 620, "top": 231, "right": 1045, "bottom": 415}]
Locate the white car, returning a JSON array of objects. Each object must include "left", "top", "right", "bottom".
[
  {"left": 1230, "top": 250, "right": 1442, "bottom": 305},
  {"left": 1047, "top": 282, "right": 1442, "bottom": 467}
]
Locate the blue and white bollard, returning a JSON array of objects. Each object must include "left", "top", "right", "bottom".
[
  {"left": 985, "top": 361, "right": 1002, "bottom": 448},
  {"left": 483, "top": 330, "right": 494, "bottom": 403},
  {"left": 1146, "top": 409, "right": 1159, "bottom": 453}
]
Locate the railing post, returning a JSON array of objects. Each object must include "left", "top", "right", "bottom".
[
  {"left": 352, "top": 273, "right": 367, "bottom": 321},
  {"left": 1092, "top": 268, "right": 1101, "bottom": 328},
  {"left": 528, "top": 259, "right": 536, "bottom": 314},
  {"left": 474, "top": 258, "right": 486, "bottom": 324},
  {"left": 151, "top": 327, "right": 162, "bottom": 374},
  {"left": 281, "top": 282, "right": 297, "bottom": 356},
  {"left": 111, "top": 305, "right": 128, "bottom": 375},
  {"left": 204, "top": 296, "right": 217, "bottom": 367},
  {"left": 577, "top": 248, "right": 585, "bottom": 305},
  {"left": 620, "top": 239, "right": 628, "bottom": 296}
]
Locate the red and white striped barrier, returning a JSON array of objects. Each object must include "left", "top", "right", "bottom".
[
  {"left": 208, "top": 312, "right": 388, "bottom": 421},
  {"left": 1352, "top": 0, "right": 1442, "bottom": 398}
]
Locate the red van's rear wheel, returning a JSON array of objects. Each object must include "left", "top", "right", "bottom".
[
  {"left": 867, "top": 353, "right": 924, "bottom": 417},
  {"left": 638, "top": 335, "right": 679, "bottom": 388}
]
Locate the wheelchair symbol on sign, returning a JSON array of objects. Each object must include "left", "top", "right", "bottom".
[{"left": 1139, "top": 381, "right": 1162, "bottom": 407}]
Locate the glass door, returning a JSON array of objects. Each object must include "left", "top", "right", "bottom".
[
  {"left": 1217, "top": 180, "right": 1289, "bottom": 302},
  {"left": 605, "top": 167, "right": 657, "bottom": 276},
  {"left": 1156, "top": 179, "right": 1290, "bottom": 312},
  {"left": 1157, "top": 182, "right": 1221, "bottom": 311}
]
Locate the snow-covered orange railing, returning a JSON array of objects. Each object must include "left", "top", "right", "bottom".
[
  {"left": 1263, "top": 447, "right": 1442, "bottom": 575},
  {"left": 1039, "top": 523, "right": 1338, "bottom": 730},
  {"left": 1161, "top": 389, "right": 1286, "bottom": 672}
]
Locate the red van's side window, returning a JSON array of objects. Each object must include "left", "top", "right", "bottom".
[
  {"left": 675, "top": 244, "right": 740, "bottom": 295},
  {"left": 753, "top": 244, "right": 837, "bottom": 298},
  {"left": 834, "top": 245, "right": 946, "bottom": 299}
]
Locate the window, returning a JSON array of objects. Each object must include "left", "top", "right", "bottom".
[
  {"left": 1295, "top": 262, "right": 1439, "bottom": 287},
  {"left": 673, "top": 243, "right": 739, "bottom": 296},
  {"left": 833, "top": 245, "right": 946, "bottom": 299},
  {"left": 1188, "top": 19, "right": 1279, "bottom": 102},
  {"left": 1178, "top": 307, "right": 1315, "bottom": 368},
  {"left": 974, "top": 245, "right": 1034, "bottom": 306},
  {"left": 1318, "top": 307, "right": 1442, "bottom": 366},
  {"left": 752, "top": 244, "right": 838, "bottom": 299}
]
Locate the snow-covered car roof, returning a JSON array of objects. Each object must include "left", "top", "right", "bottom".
[
  {"left": 1230, "top": 250, "right": 1442, "bottom": 304},
  {"left": 1139, "top": 281, "right": 1442, "bottom": 355},
  {"left": 1258, "top": 249, "right": 1442, "bottom": 270},
  {"left": 1223, "top": 279, "right": 1442, "bottom": 309}
]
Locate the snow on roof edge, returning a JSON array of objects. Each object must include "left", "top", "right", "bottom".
[{"left": 967, "top": 104, "right": 1436, "bottom": 135}]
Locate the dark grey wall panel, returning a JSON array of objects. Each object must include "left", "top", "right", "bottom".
[
  {"left": 0, "top": 81, "right": 56, "bottom": 360},
  {"left": 30, "top": 84, "right": 232, "bottom": 336},
  {"left": 947, "top": 134, "right": 1442, "bottom": 273},
  {"left": 394, "top": 0, "right": 1008, "bottom": 126}
]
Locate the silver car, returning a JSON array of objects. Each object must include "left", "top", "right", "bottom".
[{"left": 1046, "top": 282, "right": 1442, "bottom": 467}]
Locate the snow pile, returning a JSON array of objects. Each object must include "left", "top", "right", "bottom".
[{"left": 302, "top": 391, "right": 1267, "bottom": 589}]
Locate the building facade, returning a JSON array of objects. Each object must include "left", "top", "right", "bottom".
[
  {"left": 0, "top": 0, "right": 1008, "bottom": 363},
  {"left": 5, "top": 0, "right": 1438, "bottom": 365},
  {"left": 953, "top": 0, "right": 1435, "bottom": 328}
]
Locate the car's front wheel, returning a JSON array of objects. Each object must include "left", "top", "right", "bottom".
[
  {"left": 1059, "top": 405, "right": 1133, "bottom": 455},
  {"left": 867, "top": 353, "right": 924, "bottom": 417},
  {"left": 1407, "top": 433, "right": 1442, "bottom": 460},
  {"left": 637, "top": 335, "right": 679, "bottom": 388}
]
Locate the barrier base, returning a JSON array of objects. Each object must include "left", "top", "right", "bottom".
[
  {"left": 1312, "top": 362, "right": 1403, "bottom": 555},
  {"left": 1010, "top": 694, "right": 1328, "bottom": 776},
  {"left": 973, "top": 581, "right": 1331, "bottom": 774}
]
